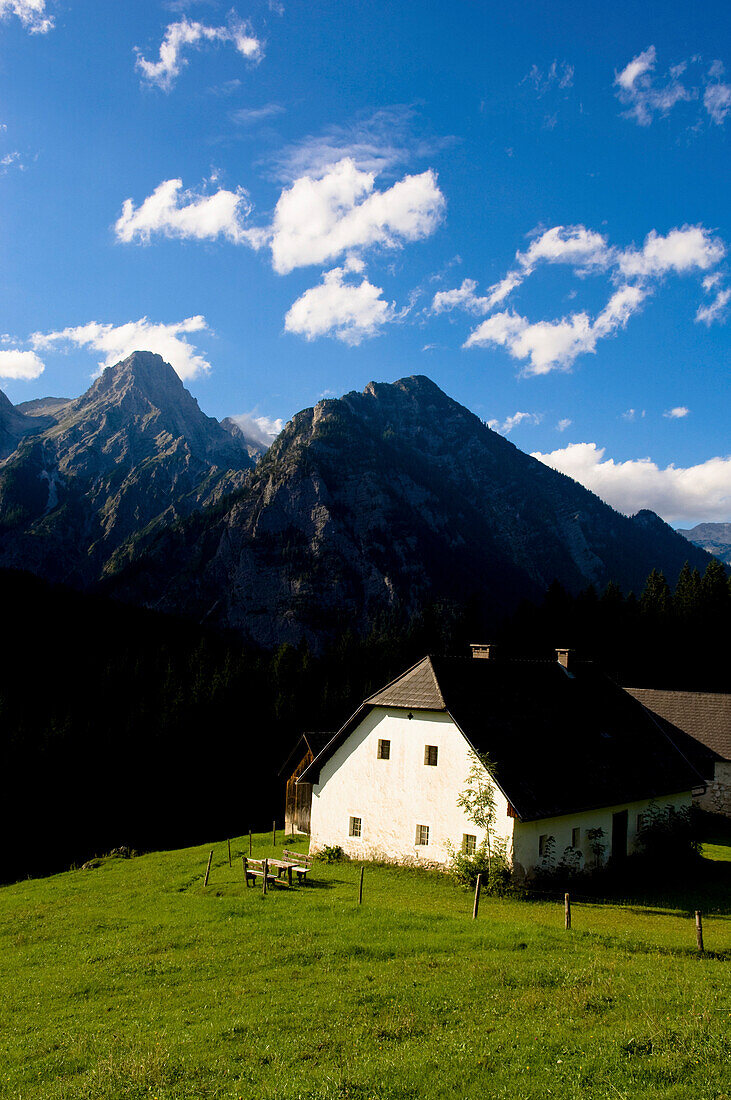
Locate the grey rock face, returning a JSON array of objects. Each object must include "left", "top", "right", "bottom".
[
  {"left": 677, "top": 522, "right": 731, "bottom": 565},
  {"left": 104, "top": 375, "right": 712, "bottom": 648},
  {"left": 0, "top": 352, "right": 252, "bottom": 583}
]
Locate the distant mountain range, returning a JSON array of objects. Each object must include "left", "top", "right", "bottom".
[
  {"left": 676, "top": 523, "right": 731, "bottom": 565},
  {"left": 0, "top": 351, "right": 715, "bottom": 646}
]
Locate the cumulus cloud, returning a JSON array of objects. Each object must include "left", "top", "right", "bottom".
[
  {"left": 31, "top": 316, "right": 211, "bottom": 380},
  {"left": 228, "top": 412, "right": 284, "bottom": 448},
  {"left": 464, "top": 286, "right": 647, "bottom": 373},
  {"left": 664, "top": 406, "right": 690, "bottom": 419},
  {"left": 557, "top": 418, "right": 572, "bottom": 432},
  {"left": 449, "top": 224, "right": 725, "bottom": 372},
  {"left": 0, "top": 349, "right": 45, "bottom": 380},
  {"left": 267, "top": 157, "right": 445, "bottom": 274},
  {"left": 284, "top": 265, "right": 395, "bottom": 345},
  {"left": 487, "top": 411, "right": 542, "bottom": 434},
  {"left": 532, "top": 442, "right": 731, "bottom": 525},
  {"left": 0, "top": 0, "right": 52, "bottom": 33},
  {"left": 115, "top": 178, "right": 255, "bottom": 245},
  {"left": 136, "top": 16, "right": 263, "bottom": 91}
]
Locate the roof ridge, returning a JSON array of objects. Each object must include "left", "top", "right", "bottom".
[{"left": 424, "top": 655, "right": 446, "bottom": 708}]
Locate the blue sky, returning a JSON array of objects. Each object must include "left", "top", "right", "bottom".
[{"left": 1, "top": 0, "right": 729, "bottom": 525}]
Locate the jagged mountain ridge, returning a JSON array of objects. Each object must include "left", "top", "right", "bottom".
[
  {"left": 103, "top": 373, "right": 712, "bottom": 647},
  {"left": 0, "top": 351, "right": 254, "bottom": 584}
]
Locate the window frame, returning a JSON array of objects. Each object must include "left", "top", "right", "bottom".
[
  {"left": 415, "top": 823, "right": 430, "bottom": 846},
  {"left": 377, "top": 738, "right": 391, "bottom": 760},
  {"left": 349, "top": 816, "right": 362, "bottom": 838},
  {"left": 424, "top": 744, "right": 439, "bottom": 767},
  {"left": 462, "top": 833, "right": 477, "bottom": 855},
  {"left": 571, "top": 827, "right": 580, "bottom": 849}
]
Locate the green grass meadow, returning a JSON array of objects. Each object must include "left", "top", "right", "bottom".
[{"left": 0, "top": 834, "right": 729, "bottom": 1100}]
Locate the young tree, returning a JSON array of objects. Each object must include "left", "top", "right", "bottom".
[{"left": 456, "top": 750, "right": 499, "bottom": 872}]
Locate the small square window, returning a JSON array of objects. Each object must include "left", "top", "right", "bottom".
[
  {"left": 462, "top": 833, "right": 477, "bottom": 855},
  {"left": 424, "top": 745, "right": 438, "bottom": 766},
  {"left": 349, "top": 816, "right": 362, "bottom": 838},
  {"left": 571, "top": 827, "right": 580, "bottom": 849},
  {"left": 377, "top": 738, "right": 391, "bottom": 760},
  {"left": 415, "top": 824, "right": 430, "bottom": 846}
]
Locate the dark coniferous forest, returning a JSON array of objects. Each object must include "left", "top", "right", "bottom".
[{"left": 1, "top": 560, "right": 728, "bottom": 884}]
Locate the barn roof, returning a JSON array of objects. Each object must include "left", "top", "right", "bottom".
[
  {"left": 301, "top": 655, "right": 703, "bottom": 822},
  {"left": 623, "top": 688, "right": 731, "bottom": 763},
  {"left": 278, "top": 731, "right": 334, "bottom": 777}
]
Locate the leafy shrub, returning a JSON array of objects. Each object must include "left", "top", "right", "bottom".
[
  {"left": 318, "top": 845, "right": 347, "bottom": 864},
  {"left": 632, "top": 802, "right": 700, "bottom": 869},
  {"left": 449, "top": 841, "right": 513, "bottom": 894}
]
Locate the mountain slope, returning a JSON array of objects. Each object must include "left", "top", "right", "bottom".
[
  {"left": 677, "top": 522, "right": 731, "bottom": 565},
  {"left": 0, "top": 389, "right": 52, "bottom": 460},
  {"left": 0, "top": 352, "right": 252, "bottom": 583},
  {"left": 105, "top": 374, "right": 712, "bottom": 646}
]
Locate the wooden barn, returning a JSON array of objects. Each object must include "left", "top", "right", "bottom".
[{"left": 279, "top": 733, "right": 332, "bottom": 836}]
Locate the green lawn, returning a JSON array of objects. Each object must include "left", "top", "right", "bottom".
[{"left": 0, "top": 835, "right": 729, "bottom": 1100}]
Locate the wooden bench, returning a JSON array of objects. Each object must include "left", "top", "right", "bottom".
[
  {"left": 243, "top": 857, "right": 279, "bottom": 889},
  {"left": 281, "top": 849, "right": 314, "bottom": 884}
]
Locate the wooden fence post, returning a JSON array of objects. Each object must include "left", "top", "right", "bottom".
[
  {"left": 262, "top": 858, "right": 268, "bottom": 897},
  {"left": 565, "top": 892, "right": 571, "bottom": 930},
  {"left": 227, "top": 838, "right": 232, "bottom": 867},
  {"left": 203, "top": 849, "right": 213, "bottom": 887},
  {"left": 695, "top": 910, "right": 704, "bottom": 953},
  {"left": 472, "top": 874, "right": 482, "bottom": 919},
  {"left": 273, "top": 820, "right": 276, "bottom": 847},
  {"left": 249, "top": 830, "right": 252, "bottom": 856},
  {"left": 242, "top": 855, "right": 248, "bottom": 886},
  {"left": 358, "top": 865, "right": 364, "bottom": 905}
]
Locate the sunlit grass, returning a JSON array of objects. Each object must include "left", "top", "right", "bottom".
[{"left": 0, "top": 833, "right": 729, "bottom": 1099}]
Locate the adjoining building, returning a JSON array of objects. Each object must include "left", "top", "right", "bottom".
[
  {"left": 279, "top": 732, "right": 332, "bottom": 836},
  {"left": 298, "top": 646, "right": 704, "bottom": 875},
  {"left": 624, "top": 688, "right": 731, "bottom": 818}
]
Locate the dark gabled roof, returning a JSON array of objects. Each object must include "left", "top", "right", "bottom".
[
  {"left": 301, "top": 655, "right": 703, "bottom": 821},
  {"left": 278, "top": 732, "right": 334, "bottom": 777},
  {"left": 624, "top": 688, "right": 730, "bottom": 763},
  {"left": 366, "top": 656, "right": 445, "bottom": 709}
]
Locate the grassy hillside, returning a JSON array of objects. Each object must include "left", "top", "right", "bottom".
[{"left": 1, "top": 836, "right": 729, "bottom": 1099}]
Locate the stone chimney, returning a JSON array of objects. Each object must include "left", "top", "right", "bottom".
[
  {"left": 556, "top": 647, "right": 574, "bottom": 670},
  {"left": 470, "top": 643, "right": 496, "bottom": 660}
]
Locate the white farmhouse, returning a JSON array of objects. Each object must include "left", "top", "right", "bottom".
[{"left": 300, "top": 646, "right": 703, "bottom": 875}]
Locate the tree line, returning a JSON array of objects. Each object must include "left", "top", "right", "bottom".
[{"left": 0, "top": 558, "right": 727, "bottom": 882}]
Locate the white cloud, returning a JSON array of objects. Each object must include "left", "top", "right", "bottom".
[
  {"left": 617, "top": 226, "right": 724, "bottom": 279},
  {"left": 114, "top": 177, "right": 255, "bottom": 245},
  {"left": 622, "top": 408, "right": 645, "bottom": 421},
  {"left": 267, "top": 157, "right": 445, "bottom": 275},
  {"left": 523, "top": 60, "right": 574, "bottom": 96},
  {"left": 464, "top": 287, "right": 646, "bottom": 373},
  {"left": 230, "top": 103, "right": 284, "bottom": 126},
  {"left": 0, "top": 349, "right": 45, "bottom": 380},
  {"left": 664, "top": 406, "right": 690, "bottom": 419},
  {"left": 136, "top": 16, "right": 263, "bottom": 91},
  {"left": 704, "top": 81, "right": 731, "bottom": 124},
  {"left": 456, "top": 223, "right": 724, "bottom": 372},
  {"left": 532, "top": 442, "right": 731, "bottom": 525},
  {"left": 31, "top": 316, "right": 211, "bottom": 380},
  {"left": 487, "top": 411, "right": 542, "bottom": 434},
  {"left": 284, "top": 266, "right": 394, "bottom": 345},
  {"left": 228, "top": 412, "right": 284, "bottom": 447},
  {"left": 0, "top": 0, "right": 52, "bottom": 33},
  {"left": 266, "top": 105, "right": 442, "bottom": 183},
  {"left": 0, "top": 150, "right": 24, "bottom": 173},
  {"left": 614, "top": 45, "right": 695, "bottom": 125},
  {"left": 557, "top": 418, "right": 572, "bottom": 432},
  {"left": 696, "top": 285, "right": 731, "bottom": 325}
]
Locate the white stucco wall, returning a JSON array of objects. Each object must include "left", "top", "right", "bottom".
[
  {"left": 512, "top": 790, "right": 693, "bottom": 875},
  {"left": 309, "top": 707, "right": 513, "bottom": 867}
]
